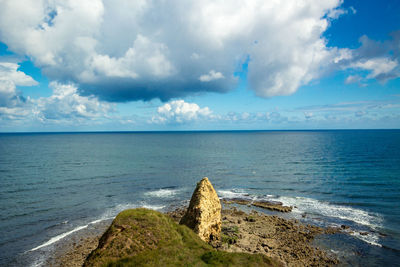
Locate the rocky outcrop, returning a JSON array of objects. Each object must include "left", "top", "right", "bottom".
[
  {"left": 170, "top": 207, "right": 339, "bottom": 267},
  {"left": 222, "top": 198, "right": 292, "bottom": 212},
  {"left": 252, "top": 201, "right": 292, "bottom": 212},
  {"left": 180, "top": 177, "right": 222, "bottom": 242}
]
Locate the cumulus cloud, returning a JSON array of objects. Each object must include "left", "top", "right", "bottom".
[
  {"left": 199, "top": 70, "right": 224, "bottom": 82},
  {"left": 350, "top": 57, "right": 398, "bottom": 80},
  {"left": 343, "top": 33, "right": 400, "bottom": 83},
  {"left": 151, "top": 99, "right": 212, "bottom": 124},
  {"left": 0, "top": 62, "right": 37, "bottom": 107},
  {"left": 0, "top": 62, "right": 38, "bottom": 86},
  {"left": 34, "top": 82, "right": 112, "bottom": 122},
  {"left": 0, "top": 76, "right": 112, "bottom": 124},
  {"left": 0, "top": 0, "right": 352, "bottom": 102}
]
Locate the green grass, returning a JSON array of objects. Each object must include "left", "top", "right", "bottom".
[
  {"left": 221, "top": 226, "right": 240, "bottom": 245},
  {"left": 84, "top": 208, "right": 280, "bottom": 267}
]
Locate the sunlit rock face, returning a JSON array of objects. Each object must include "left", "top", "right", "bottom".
[{"left": 180, "top": 177, "right": 222, "bottom": 242}]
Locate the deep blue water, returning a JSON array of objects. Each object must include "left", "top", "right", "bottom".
[{"left": 0, "top": 130, "right": 399, "bottom": 266}]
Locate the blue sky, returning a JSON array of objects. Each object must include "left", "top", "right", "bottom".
[{"left": 0, "top": 0, "right": 399, "bottom": 131}]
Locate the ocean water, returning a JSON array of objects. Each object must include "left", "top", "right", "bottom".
[{"left": 0, "top": 130, "right": 399, "bottom": 266}]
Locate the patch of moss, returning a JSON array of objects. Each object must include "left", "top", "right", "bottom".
[
  {"left": 221, "top": 234, "right": 238, "bottom": 245},
  {"left": 84, "top": 208, "right": 280, "bottom": 267},
  {"left": 221, "top": 226, "right": 240, "bottom": 245},
  {"left": 222, "top": 226, "right": 239, "bottom": 234}
]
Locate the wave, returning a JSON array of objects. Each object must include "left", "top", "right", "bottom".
[
  {"left": 270, "top": 196, "right": 383, "bottom": 230},
  {"left": 30, "top": 225, "right": 89, "bottom": 251},
  {"left": 349, "top": 231, "right": 382, "bottom": 247},
  {"left": 218, "top": 189, "right": 253, "bottom": 199},
  {"left": 28, "top": 203, "right": 164, "bottom": 252},
  {"left": 218, "top": 189, "right": 384, "bottom": 247},
  {"left": 144, "top": 188, "right": 180, "bottom": 198}
]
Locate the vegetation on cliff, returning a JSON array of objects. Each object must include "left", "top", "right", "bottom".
[{"left": 84, "top": 208, "right": 280, "bottom": 267}]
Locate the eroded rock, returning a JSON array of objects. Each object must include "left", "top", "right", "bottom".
[
  {"left": 223, "top": 198, "right": 292, "bottom": 213},
  {"left": 180, "top": 177, "right": 221, "bottom": 242},
  {"left": 252, "top": 201, "right": 292, "bottom": 212}
]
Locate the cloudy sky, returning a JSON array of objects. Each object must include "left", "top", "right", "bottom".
[{"left": 0, "top": 0, "right": 399, "bottom": 131}]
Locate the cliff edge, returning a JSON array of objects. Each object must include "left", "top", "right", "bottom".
[{"left": 83, "top": 208, "right": 279, "bottom": 266}]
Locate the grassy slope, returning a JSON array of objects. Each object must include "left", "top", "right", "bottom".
[{"left": 84, "top": 208, "right": 280, "bottom": 267}]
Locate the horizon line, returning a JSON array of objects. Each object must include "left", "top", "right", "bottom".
[{"left": 1, "top": 128, "right": 399, "bottom": 134}]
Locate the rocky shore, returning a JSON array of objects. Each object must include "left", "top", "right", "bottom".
[
  {"left": 168, "top": 205, "right": 339, "bottom": 266},
  {"left": 44, "top": 220, "right": 111, "bottom": 267},
  {"left": 49, "top": 178, "right": 341, "bottom": 266}
]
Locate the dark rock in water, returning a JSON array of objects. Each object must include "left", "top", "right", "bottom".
[
  {"left": 223, "top": 198, "right": 292, "bottom": 213},
  {"left": 223, "top": 198, "right": 252, "bottom": 205},
  {"left": 180, "top": 177, "right": 222, "bottom": 242},
  {"left": 251, "top": 201, "right": 292, "bottom": 212}
]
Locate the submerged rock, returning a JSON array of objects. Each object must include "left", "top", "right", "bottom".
[{"left": 180, "top": 177, "right": 222, "bottom": 242}]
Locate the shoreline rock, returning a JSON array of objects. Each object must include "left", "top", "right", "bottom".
[
  {"left": 44, "top": 220, "right": 110, "bottom": 267},
  {"left": 170, "top": 206, "right": 339, "bottom": 266},
  {"left": 222, "top": 198, "right": 293, "bottom": 212}
]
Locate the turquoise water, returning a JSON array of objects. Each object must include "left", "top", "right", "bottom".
[{"left": 0, "top": 130, "right": 399, "bottom": 266}]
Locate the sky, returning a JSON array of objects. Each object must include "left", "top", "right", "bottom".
[{"left": 0, "top": 0, "right": 399, "bottom": 132}]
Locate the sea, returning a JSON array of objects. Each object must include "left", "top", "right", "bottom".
[{"left": 0, "top": 130, "right": 399, "bottom": 266}]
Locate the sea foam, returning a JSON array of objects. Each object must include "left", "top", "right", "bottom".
[
  {"left": 218, "top": 189, "right": 384, "bottom": 247},
  {"left": 270, "top": 196, "right": 383, "bottom": 230},
  {"left": 144, "top": 188, "right": 180, "bottom": 198},
  {"left": 30, "top": 225, "right": 89, "bottom": 251},
  {"left": 218, "top": 189, "right": 253, "bottom": 200}
]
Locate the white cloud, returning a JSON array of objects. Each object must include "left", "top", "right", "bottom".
[
  {"left": 0, "top": 0, "right": 348, "bottom": 101},
  {"left": 327, "top": 8, "right": 347, "bottom": 19},
  {"left": 0, "top": 79, "right": 112, "bottom": 125},
  {"left": 34, "top": 82, "right": 112, "bottom": 121},
  {"left": 342, "top": 34, "right": 400, "bottom": 83},
  {"left": 0, "top": 62, "right": 37, "bottom": 107},
  {"left": 350, "top": 57, "right": 398, "bottom": 80},
  {"left": 219, "top": 111, "right": 288, "bottom": 124},
  {"left": 0, "top": 62, "right": 38, "bottom": 86},
  {"left": 199, "top": 70, "right": 224, "bottom": 82},
  {"left": 85, "top": 34, "right": 176, "bottom": 82},
  {"left": 151, "top": 99, "right": 212, "bottom": 124},
  {"left": 304, "top": 112, "right": 313, "bottom": 119},
  {"left": 327, "top": 5, "right": 357, "bottom": 19},
  {"left": 345, "top": 74, "right": 362, "bottom": 84}
]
